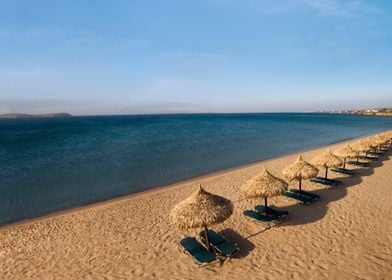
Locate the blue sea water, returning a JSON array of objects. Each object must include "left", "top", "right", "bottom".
[{"left": 0, "top": 113, "right": 391, "bottom": 225}]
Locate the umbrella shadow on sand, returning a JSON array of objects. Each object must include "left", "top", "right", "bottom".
[
  {"left": 220, "top": 228, "right": 255, "bottom": 258},
  {"left": 255, "top": 151, "right": 390, "bottom": 228},
  {"left": 276, "top": 186, "right": 348, "bottom": 227},
  {"left": 343, "top": 150, "right": 389, "bottom": 180}
]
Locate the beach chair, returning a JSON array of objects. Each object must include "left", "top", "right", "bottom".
[
  {"left": 199, "top": 229, "right": 239, "bottom": 258},
  {"left": 180, "top": 237, "right": 216, "bottom": 267},
  {"left": 368, "top": 151, "right": 383, "bottom": 156},
  {"left": 282, "top": 191, "right": 313, "bottom": 205},
  {"left": 289, "top": 189, "right": 320, "bottom": 201},
  {"left": 254, "top": 205, "right": 289, "bottom": 218},
  {"left": 331, "top": 168, "right": 355, "bottom": 176},
  {"left": 359, "top": 155, "right": 377, "bottom": 161},
  {"left": 310, "top": 177, "right": 341, "bottom": 187},
  {"left": 243, "top": 210, "right": 280, "bottom": 223},
  {"left": 347, "top": 160, "right": 369, "bottom": 167}
]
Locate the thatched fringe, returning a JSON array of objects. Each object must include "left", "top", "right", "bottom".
[
  {"left": 311, "top": 149, "right": 342, "bottom": 168},
  {"left": 170, "top": 185, "right": 233, "bottom": 230},
  {"left": 282, "top": 155, "right": 319, "bottom": 181},
  {"left": 241, "top": 166, "right": 288, "bottom": 199},
  {"left": 334, "top": 144, "right": 358, "bottom": 159},
  {"left": 351, "top": 140, "right": 372, "bottom": 153}
]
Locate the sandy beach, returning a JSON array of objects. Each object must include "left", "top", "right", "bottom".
[{"left": 1, "top": 136, "right": 392, "bottom": 280}]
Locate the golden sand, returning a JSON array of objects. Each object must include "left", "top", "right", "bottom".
[{"left": 1, "top": 137, "right": 391, "bottom": 279}]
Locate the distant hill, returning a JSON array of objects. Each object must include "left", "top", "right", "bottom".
[{"left": 0, "top": 113, "right": 73, "bottom": 119}]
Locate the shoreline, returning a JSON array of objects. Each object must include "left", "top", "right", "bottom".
[
  {"left": 1, "top": 131, "right": 391, "bottom": 279},
  {"left": 1, "top": 130, "right": 382, "bottom": 229}
]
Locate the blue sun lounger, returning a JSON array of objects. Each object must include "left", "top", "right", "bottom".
[
  {"left": 254, "top": 205, "right": 289, "bottom": 218},
  {"left": 283, "top": 191, "right": 314, "bottom": 204},
  {"left": 289, "top": 189, "right": 320, "bottom": 201},
  {"left": 331, "top": 167, "right": 355, "bottom": 176},
  {"left": 199, "top": 229, "right": 239, "bottom": 258},
  {"left": 243, "top": 209, "right": 281, "bottom": 223},
  {"left": 180, "top": 237, "right": 216, "bottom": 267},
  {"left": 347, "top": 160, "right": 369, "bottom": 167},
  {"left": 310, "top": 177, "right": 341, "bottom": 187}
]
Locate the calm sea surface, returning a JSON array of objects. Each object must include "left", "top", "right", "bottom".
[{"left": 1, "top": 113, "right": 391, "bottom": 225}]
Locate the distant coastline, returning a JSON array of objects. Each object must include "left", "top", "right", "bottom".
[
  {"left": 325, "top": 108, "right": 392, "bottom": 117},
  {"left": 0, "top": 113, "right": 72, "bottom": 119}
]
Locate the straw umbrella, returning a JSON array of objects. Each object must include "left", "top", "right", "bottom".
[
  {"left": 334, "top": 144, "right": 358, "bottom": 169},
  {"left": 362, "top": 138, "right": 377, "bottom": 156},
  {"left": 351, "top": 140, "right": 371, "bottom": 162},
  {"left": 382, "top": 131, "right": 392, "bottom": 147},
  {"left": 386, "top": 130, "right": 392, "bottom": 141},
  {"left": 383, "top": 131, "right": 392, "bottom": 146},
  {"left": 241, "top": 166, "right": 288, "bottom": 214},
  {"left": 311, "top": 149, "right": 343, "bottom": 180},
  {"left": 373, "top": 134, "right": 389, "bottom": 150},
  {"left": 282, "top": 155, "right": 319, "bottom": 193},
  {"left": 170, "top": 185, "right": 233, "bottom": 250},
  {"left": 384, "top": 131, "right": 392, "bottom": 146}
]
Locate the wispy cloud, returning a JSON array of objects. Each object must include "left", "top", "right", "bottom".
[
  {"left": 0, "top": 26, "right": 150, "bottom": 50},
  {"left": 211, "top": 0, "right": 380, "bottom": 17},
  {"left": 161, "top": 51, "right": 227, "bottom": 65},
  {"left": 295, "top": 0, "right": 381, "bottom": 16},
  {"left": 0, "top": 65, "right": 57, "bottom": 79}
]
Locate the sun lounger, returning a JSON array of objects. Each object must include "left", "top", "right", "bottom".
[
  {"left": 310, "top": 177, "right": 341, "bottom": 186},
  {"left": 243, "top": 210, "right": 280, "bottom": 223},
  {"left": 199, "top": 229, "right": 239, "bottom": 258},
  {"left": 359, "top": 156, "right": 377, "bottom": 161},
  {"left": 282, "top": 191, "right": 313, "bottom": 204},
  {"left": 331, "top": 168, "right": 355, "bottom": 175},
  {"left": 347, "top": 160, "right": 369, "bottom": 167},
  {"left": 368, "top": 151, "right": 383, "bottom": 156},
  {"left": 289, "top": 189, "right": 320, "bottom": 201},
  {"left": 180, "top": 237, "right": 216, "bottom": 267},
  {"left": 254, "top": 205, "right": 289, "bottom": 218}
]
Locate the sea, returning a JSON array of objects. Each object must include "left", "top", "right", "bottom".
[{"left": 1, "top": 113, "right": 391, "bottom": 225}]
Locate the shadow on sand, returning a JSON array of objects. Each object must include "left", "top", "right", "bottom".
[
  {"left": 244, "top": 150, "right": 391, "bottom": 232},
  {"left": 221, "top": 228, "right": 256, "bottom": 259}
]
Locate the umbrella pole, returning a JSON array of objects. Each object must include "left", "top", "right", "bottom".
[
  {"left": 299, "top": 178, "right": 302, "bottom": 193},
  {"left": 343, "top": 158, "right": 346, "bottom": 170},
  {"left": 203, "top": 225, "right": 210, "bottom": 251},
  {"left": 264, "top": 197, "right": 268, "bottom": 215},
  {"left": 325, "top": 167, "right": 328, "bottom": 180}
]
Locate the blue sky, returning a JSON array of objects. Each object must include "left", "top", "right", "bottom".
[{"left": 0, "top": 0, "right": 392, "bottom": 115}]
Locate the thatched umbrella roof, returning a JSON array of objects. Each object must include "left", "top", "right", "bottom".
[
  {"left": 170, "top": 185, "right": 233, "bottom": 230},
  {"left": 372, "top": 135, "right": 388, "bottom": 146},
  {"left": 241, "top": 166, "right": 288, "bottom": 199},
  {"left": 382, "top": 131, "right": 392, "bottom": 144},
  {"left": 311, "top": 149, "right": 343, "bottom": 169},
  {"left": 362, "top": 137, "right": 377, "bottom": 148},
  {"left": 351, "top": 140, "right": 371, "bottom": 153},
  {"left": 241, "top": 167, "right": 288, "bottom": 214},
  {"left": 334, "top": 144, "right": 358, "bottom": 159},
  {"left": 334, "top": 144, "right": 358, "bottom": 170},
  {"left": 384, "top": 131, "right": 392, "bottom": 142},
  {"left": 282, "top": 155, "right": 319, "bottom": 182}
]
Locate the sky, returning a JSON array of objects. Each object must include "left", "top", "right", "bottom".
[{"left": 0, "top": 0, "right": 392, "bottom": 115}]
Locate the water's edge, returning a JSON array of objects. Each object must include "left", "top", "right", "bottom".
[{"left": 0, "top": 131, "right": 379, "bottom": 228}]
